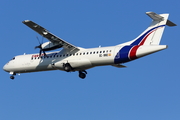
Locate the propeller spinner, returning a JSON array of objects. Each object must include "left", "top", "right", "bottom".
[{"left": 35, "top": 36, "right": 47, "bottom": 57}]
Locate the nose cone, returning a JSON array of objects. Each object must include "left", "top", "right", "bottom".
[{"left": 3, "top": 64, "right": 9, "bottom": 72}]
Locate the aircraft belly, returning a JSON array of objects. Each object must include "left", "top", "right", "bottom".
[
  {"left": 14, "top": 59, "right": 55, "bottom": 73},
  {"left": 90, "top": 56, "right": 114, "bottom": 66},
  {"left": 54, "top": 58, "right": 93, "bottom": 71}
]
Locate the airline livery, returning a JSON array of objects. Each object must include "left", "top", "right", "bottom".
[{"left": 3, "top": 12, "right": 176, "bottom": 79}]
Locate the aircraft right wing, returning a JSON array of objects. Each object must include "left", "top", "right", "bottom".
[{"left": 23, "top": 20, "right": 80, "bottom": 52}]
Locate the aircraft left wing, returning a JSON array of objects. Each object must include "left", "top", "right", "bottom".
[{"left": 22, "top": 20, "right": 80, "bottom": 51}]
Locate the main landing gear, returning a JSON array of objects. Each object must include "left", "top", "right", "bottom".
[
  {"left": 63, "top": 63, "right": 88, "bottom": 79},
  {"left": 63, "top": 63, "right": 72, "bottom": 72},
  {"left": 10, "top": 72, "right": 16, "bottom": 80},
  {"left": 79, "top": 70, "right": 87, "bottom": 79}
]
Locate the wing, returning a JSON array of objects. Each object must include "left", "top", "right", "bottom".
[{"left": 22, "top": 20, "right": 80, "bottom": 51}]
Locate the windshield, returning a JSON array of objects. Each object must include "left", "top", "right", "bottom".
[{"left": 11, "top": 57, "right": 15, "bottom": 60}]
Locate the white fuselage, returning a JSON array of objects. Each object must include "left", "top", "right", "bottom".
[
  {"left": 3, "top": 45, "right": 167, "bottom": 75},
  {"left": 3, "top": 46, "right": 119, "bottom": 74}
]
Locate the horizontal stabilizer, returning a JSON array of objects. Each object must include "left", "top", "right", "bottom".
[
  {"left": 146, "top": 12, "right": 177, "bottom": 26},
  {"left": 112, "top": 64, "right": 127, "bottom": 68},
  {"left": 146, "top": 12, "right": 164, "bottom": 21},
  {"left": 166, "top": 20, "right": 177, "bottom": 26}
]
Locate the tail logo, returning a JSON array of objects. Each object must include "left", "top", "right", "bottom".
[{"left": 114, "top": 25, "right": 165, "bottom": 64}]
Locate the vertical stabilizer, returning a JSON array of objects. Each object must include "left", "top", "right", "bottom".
[{"left": 118, "top": 12, "right": 176, "bottom": 46}]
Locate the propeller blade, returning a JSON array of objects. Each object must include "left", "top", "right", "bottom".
[
  {"left": 36, "top": 36, "right": 41, "bottom": 44},
  {"left": 42, "top": 50, "right": 48, "bottom": 57},
  {"left": 35, "top": 36, "right": 48, "bottom": 57},
  {"left": 35, "top": 44, "right": 41, "bottom": 49},
  {"left": 39, "top": 50, "right": 42, "bottom": 57}
]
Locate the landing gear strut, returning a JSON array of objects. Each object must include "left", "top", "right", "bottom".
[
  {"left": 10, "top": 72, "right": 16, "bottom": 80},
  {"left": 79, "top": 70, "right": 87, "bottom": 79}
]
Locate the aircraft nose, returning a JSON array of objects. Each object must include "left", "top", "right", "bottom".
[{"left": 3, "top": 64, "right": 9, "bottom": 72}]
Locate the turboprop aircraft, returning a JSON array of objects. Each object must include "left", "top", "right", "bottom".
[{"left": 3, "top": 12, "right": 176, "bottom": 79}]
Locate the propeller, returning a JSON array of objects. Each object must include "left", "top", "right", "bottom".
[{"left": 35, "top": 36, "right": 47, "bottom": 57}]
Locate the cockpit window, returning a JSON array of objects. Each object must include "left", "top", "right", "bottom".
[{"left": 11, "top": 57, "right": 15, "bottom": 60}]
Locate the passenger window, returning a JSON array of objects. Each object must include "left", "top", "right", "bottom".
[
  {"left": 80, "top": 53, "right": 82, "bottom": 55},
  {"left": 83, "top": 53, "right": 85, "bottom": 55},
  {"left": 66, "top": 54, "right": 69, "bottom": 56},
  {"left": 90, "top": 52, "right": 92, "bottom": 54},
  {"left": 63, "top": 54, "right": 65, "bottom": 57},
  {"left": 103, "top": 51, "right": 105, "bottom": 53},
  {"left": 60, "top": 55, "right": 62, "bottom": 57},
  {"left": 97, "top": 51, "right": 99, "bottom": 54},
  {"left": 93, "top": 52, "right": 95, "bottom": 54},
  {"left": 76, "top": 53, "right": 78, "bottom": 55},
  {"left": 87, "top": 52, "right": 89, "bottom": 55}
]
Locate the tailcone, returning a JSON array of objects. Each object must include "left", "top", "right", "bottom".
[{"left": 136, "top": 45, "right": 167, "bottom": 58}]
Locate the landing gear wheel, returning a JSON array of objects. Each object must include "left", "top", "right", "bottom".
[
  {"left": 64, "top": 66, "right": 71, "bottom": 72},
  {"left": 78, "top": 70, "right": 87, "bottom": 79},
  {"left": 10, "top": 75, "right": 15, "bottom": 80},
  {"left": 79, "top": 72, "right": 86, "bottom": 79},
  {"left": 63, "top": 63, "right": 72, "bottom": 72}
]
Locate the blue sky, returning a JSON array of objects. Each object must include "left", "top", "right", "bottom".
[{"left": 1, "top": 0, "right": 180, "bottom": 120}]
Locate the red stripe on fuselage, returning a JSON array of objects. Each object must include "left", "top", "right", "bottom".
[
  {"left": 139, "top": 27, "right": 163, "bottom": 45},
  {"left": 128, "top": 27, "right": 164, "bottom": 60},
  {"left": 139, "top": 29, "right": 156, "bottom": 45},
  {"left": 129, "top": 45, "right": 139, "bottom": 60}
]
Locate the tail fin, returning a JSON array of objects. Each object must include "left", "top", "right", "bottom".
[{"left": 119, "top": 12, "right": 176, "bottom": 46}]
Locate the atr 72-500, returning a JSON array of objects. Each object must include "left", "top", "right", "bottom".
[{"left": 3, "top": 12, "right": 176, "bottom": 79}]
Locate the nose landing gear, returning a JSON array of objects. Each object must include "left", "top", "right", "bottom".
[
  {"left": 79, "top": 70, "right": 87, "bottom": 79},
  {"left": 10, "top": 75, "right": 15, "bottom": 80},
  {"left": 9, "top": 72, "right": 16, "bottom": 80}
]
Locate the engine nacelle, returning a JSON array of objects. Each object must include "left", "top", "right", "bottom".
[{"left": 41, "top": 42, "right": 63, "bottom": 51}]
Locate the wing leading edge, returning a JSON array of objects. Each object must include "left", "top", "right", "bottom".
[{"left": 23, "top": 20, "right": 80, "bottom": 51}]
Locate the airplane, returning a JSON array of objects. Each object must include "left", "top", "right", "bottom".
[{"left": 3, "top": 12, "right": 176, "bottom": 80}]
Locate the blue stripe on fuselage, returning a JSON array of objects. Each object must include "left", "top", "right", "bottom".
[
  {"left": 130, "top": 25, "right": 165, "bottom": 45},
  {"left": 114, "top": 46, "right": 133, "bottom": 64}
]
